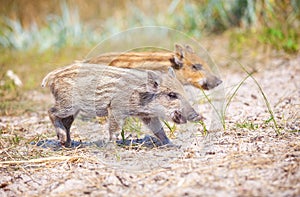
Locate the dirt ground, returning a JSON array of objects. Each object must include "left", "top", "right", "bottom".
[{"left": 0, "top": 38, "right": 299, "bottom": 196}]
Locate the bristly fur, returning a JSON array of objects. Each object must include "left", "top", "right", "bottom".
[
  {"left": 83, "top": 44, "right": 222, "bottom": 90},
  {"left": 42, "top": 63, "right": 201, "bottom": 147}
]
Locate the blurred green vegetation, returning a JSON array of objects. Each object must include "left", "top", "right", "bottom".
[
  {"left": 0, "top": 0, "right": 299, "bottom": 115},
  {"left": 1, "top": 0, "right": 299, "bottom": 52}
]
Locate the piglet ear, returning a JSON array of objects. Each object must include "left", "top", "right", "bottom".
[
  {"left": 185, "top": 44, "right": 194, "bottom": 53},
  {"left": 168, "top": 67, "right": 176, "bottom": 78},
  {"left": 173, "top": 44, "right": 184, "bottom": 69},
  {"left": 175, "top": 44, "right": 184, "bottom": 57},
  {"left": 147, "top": 71, "right": 161, "bottom": 92}
]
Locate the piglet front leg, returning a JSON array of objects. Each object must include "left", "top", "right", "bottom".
[{"left": 142, "top": 117, "right": 172, "bottom": 145}]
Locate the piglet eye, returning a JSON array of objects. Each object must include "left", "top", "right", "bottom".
[
  {"left": 168, "top": 92, "right": 178, "bottom": 99},
  {"left": 153, "top": 81, "right": 158, "bottom": 88},
  {"left": 192, "top": 64, "right": 203, "bottom": 70}
]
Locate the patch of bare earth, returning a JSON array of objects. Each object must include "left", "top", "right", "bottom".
[{"left": 0, "top": 49, "right": 299, "bottom": 196}]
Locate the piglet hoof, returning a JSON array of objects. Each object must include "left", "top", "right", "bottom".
[
  {"left": 59, "top": 141, "right": 71, "bottom": 148},
  {"left": 159, "top": 142, "right": 181, "bottom": 149},
  {"left": 104, "top": 141, "right": 116, "bottom": 150},
  {"left": 64, "top": 141, "right": 72, "bottom": 148}
]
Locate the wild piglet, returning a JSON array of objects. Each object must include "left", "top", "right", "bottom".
[{"left": 42, "top": 63, "right": 202, "bottom": 147}]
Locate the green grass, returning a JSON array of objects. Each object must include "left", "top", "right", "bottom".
[
  {"left": 163, "top": 120, "right": 177, "bottom": 138},
  {"left": 0, "top": 47, "right": 86, "bottom": 91},
  {"left": 0, "top": 46, "right": 90, "bottom": 115},
  {"left": 259, "top": 27, "right": 299, "bottom": 53},
  {"left": 199, "top": 61, "right": 280, "bottom": 135},
  {"left": 0, "top": 1, "right": 100, "bottom": 52},
  {"left": 222, "top": 70, "right": 253, "bottom": 130},
  {"left": 239, "top": 63, "right": 280, "bottom": 134},
  {"left": 229, "top": 28, "right": 299, "bottom": 55},
  {"left": 1, "top": 0, "right": 299, "bottom": 53},
  {"left": 0, "top": 101, "right": 36, "bottom": 116},
  {"left": 121, "top": 117, "right": 143, "bottom": 139},
  {"left": 196, "top": 120, "right": 208, "bottom": 136},
  {"left": 236, "top": 121, "right": 259, "bottom": 130}
]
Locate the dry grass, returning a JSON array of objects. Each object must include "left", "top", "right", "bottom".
[
  {"left": 0, "top": 2, "right": 299, "bottom": 194},
  {"left": 0, "top": 45, "right": 299, "bottom": 195}
]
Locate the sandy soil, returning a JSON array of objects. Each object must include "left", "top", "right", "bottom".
[{"left": 0, "top": 48, "right": 299, "bottom": 196}]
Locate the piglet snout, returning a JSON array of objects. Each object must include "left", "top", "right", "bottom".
[{"left": 187, "top": 111, "right": 204, "bottom": 122}]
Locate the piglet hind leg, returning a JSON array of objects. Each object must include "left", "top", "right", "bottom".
[
  {"left": 142, "top": 117, "right": 172, "bottom": 146},
  {"left": 61, "top": 116, "right": 75, "bottom": 147},
  {"left": 48, "top": 107, "right": 71, "bottom": 147}
]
